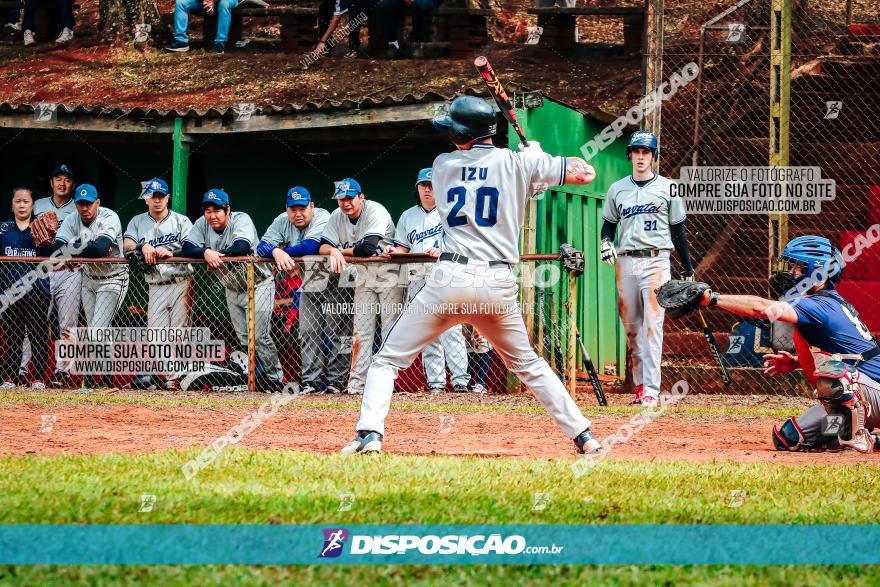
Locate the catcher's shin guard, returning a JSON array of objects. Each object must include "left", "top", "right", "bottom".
[
  {"left": 815, "top": 360, "right": 874, "bottom": 453},
  {"left": 772, "top": 417, "right": 808, "bottom": 451}
]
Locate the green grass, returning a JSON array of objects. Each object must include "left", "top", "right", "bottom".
[
  {"left": 2, "top": 450, "right": 879, "bottom": 525},
  {"left": 3, "top": 451, "right": 877, "bottom": 584},
  {"left": 0, "top": 564, "right": 874, "bottom": 586}
]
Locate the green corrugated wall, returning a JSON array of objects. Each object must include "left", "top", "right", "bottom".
[{"left": 511, "top": 98, "right": 631, "bottom": 376}]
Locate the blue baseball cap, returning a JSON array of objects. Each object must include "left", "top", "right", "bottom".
[
  {"left": 51, "top": 164, "right": 75, "bottom": 180},
  {"left": 333, "top": 178, "right": 362, "bottom": 199},
  {"left": 415, "top": 168, "right": 432, "bottom": 186},
  {"left": 202, "top": 189, "right": 230, "bottom": 207},
  {"left": 286, "top": 186, "right": 312, "bottom": 207},
  {"left": 73, "top": 184, "right": 99, "bottom": 203},
  {"left": 141, "top": 177, "right": 169, "bottom": 198}
]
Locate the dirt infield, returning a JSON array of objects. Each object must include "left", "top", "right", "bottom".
[{"left": 3, "top": 389, "right": 876, "bottom": 466}]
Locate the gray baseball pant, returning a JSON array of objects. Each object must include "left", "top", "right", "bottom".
[
  {"left": 616, "top": 251, "right": 670, "bottom": 400},
  {"left": 225, "top": 278, "right": 284, "bottom": 382}
]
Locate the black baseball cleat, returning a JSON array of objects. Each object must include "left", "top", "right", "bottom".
[{"left": 574, "top": 429, "right": 602, "bottom": 455}]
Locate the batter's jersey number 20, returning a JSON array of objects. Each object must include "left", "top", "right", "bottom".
[{"left": 447, "top": 186, "right": 499, "bottom": 227}]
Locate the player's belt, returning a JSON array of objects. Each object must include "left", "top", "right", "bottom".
[
  {"left": 439, "top": 252, "right": 510, "bottom": 267},
  {"left": 620, "top": 249, "right": 661, "bottom": 257},
  {"left": 153, "top": 275, "right": 190, "bottom": 286}
]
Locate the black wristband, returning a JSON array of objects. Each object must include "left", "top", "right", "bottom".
[{"left": 708, "top": 291, "right": 720, "bottom": 307}]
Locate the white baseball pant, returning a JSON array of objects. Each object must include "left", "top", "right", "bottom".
[
  {"left": 616, "top": 251, "right": 670, "bottom": 400},
  {"left": 354, "top": 260, "right": 592, "bottom": 438},
  {"left": 408, "top": 277, "right": 469, "bottom": 389},
  {"left": 49, "top": 269, "right": 82, "bottom": 374}
]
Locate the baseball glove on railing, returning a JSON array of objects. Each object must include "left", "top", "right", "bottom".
[
  {"left": 125, "top": 249, "right": 157, "bottom": 274},
  {"left": 655, "top": 279, "right": 712, "bottom": 319},
  {"left": 31, "top": 211, "right": 58, "bottom": 246},
  {"left": 559, "top": 243, "right": 585, "bottom": 276}
]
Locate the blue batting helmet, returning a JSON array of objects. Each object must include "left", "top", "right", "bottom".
[
  {"left": 627, "top": 131, "right": 659, "bottom": 159},
  {"left": 432, "top": 96, "right": 497, "bottom": 144},
  {"left": 781, "top": 235, "right": 845, "bottom": 286}
]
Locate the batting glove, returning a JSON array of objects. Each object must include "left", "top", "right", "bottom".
[
  {"left": 600, "top": 239, "right": 617, "bottom": 266},
  {"left": 517, "top": 141, "right": 542, "bottom": 154}
]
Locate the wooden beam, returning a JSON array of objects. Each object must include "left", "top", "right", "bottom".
[
  {"left": 183, "top": 101, "right": 472, "bottom": 135},
  {"left": 0, "top": 113, "right": 175, "bottom": 133}
]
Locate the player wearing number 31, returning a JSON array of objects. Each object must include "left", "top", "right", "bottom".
[
  {"left": 341, "top": 95, "right": 603, "bottom": 456},
  {"left": 600, "top": 131, "right": 693, "bottom": 407}
]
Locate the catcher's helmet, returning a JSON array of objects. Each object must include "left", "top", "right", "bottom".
[
  {"left": 432, "top": 96, "right": 497, "bottom": 144},
  {"left": 781, "top": 235, "right": 844, "bottom": 285},
  {"left": 627, "top": 130, "right": 659, "bottom": 159}
]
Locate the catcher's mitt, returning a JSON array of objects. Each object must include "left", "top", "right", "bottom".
[
  {"left": 769, "top": 270, "right": 797, "bottom": 299},
  {"left": 655, "top": 279, "right": 712, "bottom": 319},
  {"left": 31, "top": 211, "right": 58, "bottom": 247},
  {"left": 559, "top": 243, "right": 585, "bottom": 276},
  {"left": 125, "top": 249, "right": 157, "bottom": 274}
]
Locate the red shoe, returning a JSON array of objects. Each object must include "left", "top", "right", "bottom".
[{"left": 630, "top": 384, "right": 645, "bottom": 405}]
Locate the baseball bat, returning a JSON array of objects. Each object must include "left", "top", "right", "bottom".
[
  {"left": 697, "top": 309, "right": 732, "bottom": 386},
  {"left": 575, "top": 326, "right": 607, "bottom": 406},
  {"left": 474, "top": 56, "right": 529, "bottom": 147}
]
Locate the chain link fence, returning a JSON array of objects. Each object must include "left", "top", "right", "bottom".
[
  {"left": 660, "top": 0, "right": 880, "bottom": 395},
  {"left": 0, "top": 255, "right": 582, "bottom": 395}
]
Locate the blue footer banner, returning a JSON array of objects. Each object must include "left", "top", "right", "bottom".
[{"left": 0, "top": 524, "right": 874, "bottom": 565}]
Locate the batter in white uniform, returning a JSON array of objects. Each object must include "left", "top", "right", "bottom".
[
  {"left": 600, "top": 131, "right": 693, "bottom": 406},
  {"left": 390, "top": 167, "right": 470, "bottom": 393},
  {"left": 341, "top": 96, "right": 602, "bottom": 455}
]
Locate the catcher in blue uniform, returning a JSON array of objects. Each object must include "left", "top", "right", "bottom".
[{"left": 657, "top": 235, "right": 880, "bottom": 453}]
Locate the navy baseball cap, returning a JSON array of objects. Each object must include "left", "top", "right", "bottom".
[
  {"left": 286, "top": 186, "right": 312, "bottom": 207},
  {"left": 202, "top": 189, "right": 230, "bottom": 207},
  {"left": 51, "top": 164, "right": 75, "bottom": 180},
  {"left": 141, "top": 177, "right": 169, "bottom": 198},
  {"left": 73, "top": 184, "right": 99, "bottom": 203},
  {"left": 415, "top": 168, "right": 432, "bottom": 186},
  {"left": 333, "top": 178, "right": 362, "bottom": 199}
]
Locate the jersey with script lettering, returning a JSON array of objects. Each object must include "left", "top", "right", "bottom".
[
  {"left": 321, "top": 200, "right": 395, "bottom": 251},
  {"left": 55, "top": 206, "right": 127, "bottom": 279},
  {"left": 602, "top": 175, "right": 685, "bottom": 252},
  {"left": 184, "top": 211, "right": 270, "bottom": 290},
  {"left": 35, "top": 196, "right": 76, "bottom": 223},
  {"left": 394, "top": 205, "right": 444, "bottom": 253},
  {"left": 261, "top": 208, "right": 330, "bottom": 248},
  {"left": 124, "top": 211, "right": 194, "bottom": 285},
  {"left": 791, "top": 288, "right": 880, "bottom": 381},
  {"left": 430, "top": 144, "right": 567, "bottom": 264}
]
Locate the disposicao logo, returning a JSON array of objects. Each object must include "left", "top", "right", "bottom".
[{"left": 318, "top": 528, "right": 349, "bottom": 558}]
